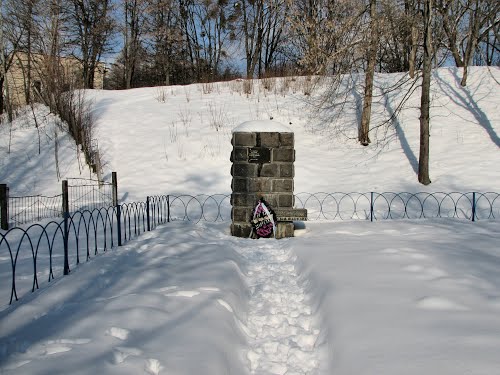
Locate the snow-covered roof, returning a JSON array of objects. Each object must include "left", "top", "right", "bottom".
[{"left": 232, "top": 120, "right": 292, "bottom": 133}]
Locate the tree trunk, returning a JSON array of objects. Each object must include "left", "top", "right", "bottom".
[
  {"left": 0, "top": 78, "right": 3, "bottom": 115},
  {"left": 408, "top": 24, "right": 418, "bottom": 79},
  {"left": 418, "top": 0, "right": 432, "bottom": 185},
  {"left": 0, "top": 0, "right": 4, "bottom": 115},
  {"left": 460, "top": 0, "right": 481, "bottom": 86},
  {"left": 164, "top": 60, "right": 170, "bottom": 86},
  {"left": 26, "top": 12, "right": 32, "bottom": 104},
  {"left": 359, "top": 0, "right": 378, "bottom": 146}
]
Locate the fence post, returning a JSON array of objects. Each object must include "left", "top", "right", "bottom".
[
  {"left": 0, "top": 184, "right": 9, "bottom": 230},
  {"left": 62, "top": 180, "right": 70, "bottom": 275},
  {"left": 112, "top": 172, "right": 118, "bottom": 206},
  {"left": 370, "top": 192, "right": 374, "bottom": 222},
  {"left": 472, "top": 192, "right": 476, "bottom": 222},
  {"left": 112, "top": 172, "right": 122, "bottom": 246},
  {"left": 167, "top": 195, "right": 170, "bottom": 223},
  {"left": 146, "top": 196, "right": 151, "bottom": 231}
]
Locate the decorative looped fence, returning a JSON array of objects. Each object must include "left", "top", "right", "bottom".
[
  {"left": 294, "top": 192, "right": 500, "bottom": 221},
  {"left": 1, "top": 191, "right": 499, "bottom": 309}
]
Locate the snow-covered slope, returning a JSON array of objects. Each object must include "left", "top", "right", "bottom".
[
  {"left": 2, "top": 67, "right": 499, "bottom": 198},
  {"left": 0, "top": 105, "right": 93, "bottom": 196},
  {"left": 92, "top": 67, "right": 500, "bottom": 200}
]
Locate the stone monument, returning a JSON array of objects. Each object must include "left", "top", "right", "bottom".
[{"left": 230, "top": 120, "right": 307, "bottom": 239}]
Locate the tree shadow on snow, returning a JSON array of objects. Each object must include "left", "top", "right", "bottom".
[{"left": 436, "top": 69, "right": 500, "bottom": 149}]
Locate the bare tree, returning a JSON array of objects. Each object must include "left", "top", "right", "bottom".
[
  {"left": 68, "top": 0, "right": 114, "bottom": 89},
  {"left": 475, "top": 1, "right": 500, "bottom": 66},
  {"left": 436, "top": 0, "right": 499, "bottom": 86},
  {"left": 233, "top": 0, "right": 287, "bottom": 78},
  {"left": 0, "top": 0, "right": 6, "bottom": 116},
  {"left": 123, "top": 0, "right": 148, "bottom": 89},
  {"left": 1, "top": 0, "right": 40, "bottom": 117},
  {"left": 288, "top": 0, "right": 365, "bottom": 75},
  {"left": 22, "top": 0, "right": 37, "bottom": 104},
  {"left": 419, "top": 0, "right": 432, "bottom": 185},
  {"left": 148, "top": 0, "right": 181, "bottom": 86},
  {"left": 407, "top": 0, "right": 421, "bottom": 78},
  {"left": 359, "top": 0, "right": 378, "bottom": 146},
  {"left": 376, "top": 0, "right": 422, "bottom": 76},
  {"left": 184, "top": 0, "right": 233, "bottom": 82},
  {"left": 260, "top": 0, "right": 287, "bottom": 76},
  {"left": 235, "top": 0, "right": 265, "bottom": 79}
]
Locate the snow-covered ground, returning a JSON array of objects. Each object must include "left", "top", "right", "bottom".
[
  {"left": 293, "top": 220, "right": 500, "bottom": 375},
  {"left": 1, "top": 67, "right": 500, "bottom": 374},
  {"left": 1, "top": 220, "right": 499, "bottom": 374}
]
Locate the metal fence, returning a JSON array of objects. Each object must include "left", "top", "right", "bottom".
[
  {"left": 0, "top": 176, "right": 116, "bottom": 229},
  {"left": 1, "top": 191, "right": 499, "bottom": 309},
  {"left": 7, "top": 194, "right": 63, "bottom": 226},
  {"left": 67, "top": 177, "right": 114, "bottom": 212},
  {"left": 144, "top": 192, "right": 500, "bottom": 223},
  {"left": 294, "top": 192, "right": 500, "bottom": 221}
]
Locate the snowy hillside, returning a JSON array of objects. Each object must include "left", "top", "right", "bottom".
[{"left": 1, "top": 67, "right": 499, "bottom": 198}]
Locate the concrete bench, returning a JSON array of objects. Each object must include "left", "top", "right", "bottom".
[{"left": 274, "top": 208, "right": 307, "bottom": 238}]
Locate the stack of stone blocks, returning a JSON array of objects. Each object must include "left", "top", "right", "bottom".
[{"left": 231, "top": 130, "right": 305, "bottom": 239}]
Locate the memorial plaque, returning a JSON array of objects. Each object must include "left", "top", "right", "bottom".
[{"left": 248, "top": 147, "right": 271, "bottom": 163}]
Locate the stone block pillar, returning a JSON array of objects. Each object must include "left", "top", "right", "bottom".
[{"left": 230, "top": 121, "right": 301, "bottom": 239}]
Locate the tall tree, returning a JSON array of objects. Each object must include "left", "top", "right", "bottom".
[
  {"left": 68, "top": 0, "right": 114, "bottom": 89},
  {"left": 419, "top": 0, "right": 432, "bottom": 185},
  {"left": 236, "top": 0, "right": 265, "bottom": 79},
  {"left": 0, "top": 0, "right": 6, "bottom": 116},
  {"left": 406, "top": 0, "right": 420, "bottom": 78},
  {"left": 288, "top": 0, "right": 365, "bottom": 75},
  {"left": 359, "top": 0, "right": 379, "bottom": 146},
  {"left": 376, "top": 0, "right": 422, "bottom": 76},
  {"left": 23, "top": 0, "right": 36, "bottom": 103},
  {"left": 44, "top": 0, "right": 65, "bottom": 111},
  {"left": 1, "top": 0, "right": 40, "bottom": 114},
  {"left": 234, "top": 0, "right": 287, "bottom": 78},
  {"left": 436, "top": 0, "right": 499, "bottom": 86},
  {"left": 259, "top": 0, "right": 287, "bottom": 76},
  {"left": 148, "top": 0, "right": 181, "bottom": 86},
  {"left": 123, "top": 0, "right": 148, "bottom": 89},
  {"left": 475, "top": 1, "right": 500, "bottom": 66}
]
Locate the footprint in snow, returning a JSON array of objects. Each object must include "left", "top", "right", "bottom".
[
  {"left": 418, "top": 267, "right": 448, "bottom": 281},
  {"left": 416, "top": 296, "right": 469, "bottom": 311},
  {"left": 157, "top": 286, "right": 178, "bottom": 293},
  {"left": 164, "top": 290, "right": 200, "bottom": 297},
  {"left": 2, "top": 359, "right": 32, "bottom": 371},
  {"left": 111, "top": 346, "right": 142, "bottom": 364},
  {"left": 198, "top": 287, "right": 220, "bottom": 292},
  {"left": 1, "top": 338, "right": 91, "bottom": 370},
  {"left": 37, "top": 338, "right": 91, "bottom": 357},
  {"left": 145, "top": 358, "right": 163, "bottom": 375},
  {"left": 217, "top": 299, "right": 233, "bottom": 313},
  {"left": 105, "top": 327, "right": 130, "bottom": 341},
  {"left": 164, "top": 287, "right": 220, "bottom": 298}
]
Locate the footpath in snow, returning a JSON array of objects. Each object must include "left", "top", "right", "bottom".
[
  {"left": 238, "top": 239, "right": 321, "bottom": 375},
  {"left": 0, "top": 222, "right": 323, "bottom": 375}
]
